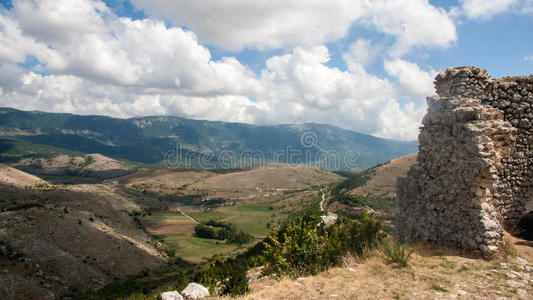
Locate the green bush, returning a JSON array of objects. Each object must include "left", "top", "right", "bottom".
[
  {"left": 262, "top": 211, "right": 383, "bottom": 278},
  {"left": 194, "top": 224, "right": 220, "bottom": 239},
  {"left": 227, "top": 230, "right": 254, "bottom": 244},
  {"left": 194, "top": 257, "right": 250, "bottom": 296},
  {"left": 195, "top": 222, "right": 254, "bottom": 245}
]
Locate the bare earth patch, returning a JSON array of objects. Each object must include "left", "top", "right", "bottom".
[{"left": 144, "top": 224, "right": 196, "bottom": 235}]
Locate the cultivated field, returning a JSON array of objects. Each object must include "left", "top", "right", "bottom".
[{"left": 139, "top": 190, "right": 323, "bottom": 263}]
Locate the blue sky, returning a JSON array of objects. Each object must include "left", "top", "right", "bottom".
[{"left": 0, "top": 0, "right": 531, "bottom": 140}]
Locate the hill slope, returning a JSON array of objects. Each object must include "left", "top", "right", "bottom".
[
  {"left": 11, "top": 153, "right": 134, "bottom": 182},
  {"left": 326, "top": 153, "right": 418, "bottom": 222},
  {"left": 221, "top": 234, "right": 533, "bottom": 300},
  {"left": 0, "top": 163, "right": 45, "bottom": 187},
  {"left": 0, "top": 107, "right": 417, "bottom": 170},
  {"left": 350, "top": 153, "right": 417, "bottom": 198},
  {"left": 0, "top": 180, "right": 164, "bottom": 299}
]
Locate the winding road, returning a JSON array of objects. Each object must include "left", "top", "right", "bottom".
[
  {"left": 178, "top": 210, "right": 198, "bottom": 224},
  {"left": 320, "top": 189, "right": 326, "bottom": 212}
]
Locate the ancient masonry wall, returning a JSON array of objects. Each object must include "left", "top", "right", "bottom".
[{"left": 396, "top": 66, "right": 533, "bottom": 255}]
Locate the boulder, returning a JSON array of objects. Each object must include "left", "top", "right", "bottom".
[
  {"left": 161, "top": 291, "right": 184, "bottom": 300},
  {"left": 320, "top": 212, "right": 338, "bottom": 226},
  {"left": 181, "top": 283, "right": 210, "bottom": 299}
]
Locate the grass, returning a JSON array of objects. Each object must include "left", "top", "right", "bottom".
[
  {"left": 220, "top": 240, "right": 533, "bottom": 300},
  {"left": 139, "top": 204, "right": 277, "bottom": 263},
  {"left": 158, "top": 234, "right": 239, "bottom": 263},
  {"left": 190, "top": 204, "right": 274, "bottom": 238},
  {"left": 141, "top": 212, "right": 193, "bottom": 225},
  {"left": 381, "top": 239, "right": 414, "bottom": 268},
  {"left": 430, "top": 283, "right": 448, "bottom": 292}
]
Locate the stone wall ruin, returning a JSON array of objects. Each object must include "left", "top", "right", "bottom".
[{"left": 396, "top": 66, "right": 533, "bottom": 255}]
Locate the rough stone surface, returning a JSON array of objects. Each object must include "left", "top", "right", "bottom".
[
  {"left": 320, "top": 212, "right": 338, "bottom": 226},
  {"left": 161, "top": 291, "right": 184, "bottom": 300},
  {"left": 396, "top": 66, "right": 533, "bottom": 255},
  {"left": 181, "top": 282, "right": 210, "bottom": 299}
]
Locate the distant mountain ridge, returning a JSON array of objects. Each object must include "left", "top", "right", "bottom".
[{"left": 0, "top": 107, "right": 417, "bottom": 170}]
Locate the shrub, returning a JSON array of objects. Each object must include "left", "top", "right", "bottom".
[
  {"left": 3, "top": 202, "right": 43, "bottom": 212},
  {"left": 381, "top": 238, "right": 413, "bottom": 268},
  {"left": 194, "top": 224, "right": 220, "bottom": 239},
  {"left": 262, "top": 211, "right": 383, "bottom": 278},
  {"left": 195, "top": 222, "right": 254, "bottom": 244},
  {"left": 204, "top": 220, "right": 231, "bottom": 228},
  {"left": 194, "top": 257, "right": 250, "bottom": 296},
  {"left": 226, "top": 229, "right": 253, "bottom": 245}
]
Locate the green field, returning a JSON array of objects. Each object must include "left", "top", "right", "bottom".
[
  {"left": 156, "top": 233, "right": 240, "bottom": 263},
  {"left": 139, "top": 204, "right": 278, "bottom": 263},
  {"left": 189, "top": 204, "right": 275, "bottom": 238}
]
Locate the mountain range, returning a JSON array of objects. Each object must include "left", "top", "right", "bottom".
[{"left": 0, "top": 107, "right": 417, "bottom": 170}]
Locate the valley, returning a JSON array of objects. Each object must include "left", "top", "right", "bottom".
[
  {"left": 2, "top": 105, "right": 531, "bottom": 300},
  {"left": 0, "top": 158, "right": 342, "bottom": 299},
  {"left": 2, "top": 150, "right": 532, "bottom": 300}
]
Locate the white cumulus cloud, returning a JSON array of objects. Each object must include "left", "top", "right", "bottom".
[
  {"left": 131, "top": 0, "right": 457, "bottom": 56},
  {"left": 364, "top": 0, "right": 457, "bottom": 57},
  {"left": 342, "top": 39, "right": 382, "bottom": 68},
  {"left": 0, "top": 0, "right": 438, "bottom": 140},
  {"left": 384, "top": 59, "right": 437, "bottom": 99},
  {"left": 255, "top": 46, "right": 426, "bottom": 140},
  {"left": 461, "top": 0, "right": 517, "bottom": 19},
  {"left": 460, "top": 0, "right": 533, "bottom": 19},
  {"left": 130, "top": 0, "right": 366, "bottom": 51}
]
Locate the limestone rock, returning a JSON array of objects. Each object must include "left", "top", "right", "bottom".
[
  {"left": 161, "top": 291, "right": 184, "bottom": 300},
  {"left": 181, "top": 283, "right": 210, "bottom": 299},
  {"left": 320, "top": 212, "right": 338, "bottom": 226},
  {"left": 516, "top": 257, "right": 529, "bottom": 265}
]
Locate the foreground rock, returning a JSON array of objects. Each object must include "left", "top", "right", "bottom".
[
  {"left": 181, "top": 283, "right": 210, "bottom": 299},
  {"left": 162, "top": 291, "right": 184, "bottom": 300},
  {"left": 397, "top": 66, "right": 533, "bottom": 255}
]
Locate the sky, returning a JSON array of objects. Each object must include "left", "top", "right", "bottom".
[{"left": 0, "top": 0, "right": 531, "bottom": 141}]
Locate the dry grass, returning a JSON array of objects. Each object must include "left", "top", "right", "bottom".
[
  {"left": 0, "top": 180, "right": 164, "bottom": 299},
  {"left": 216, "top": 233, "right": 533, "bottom": 300},
  {"left": 352, "top": 153, "right": 417, "bottom": 198},
  {"left": 0, "top": 163, "right": 46, "bottom": 187},
  {"left": 117, "top": 164, "right": 342, "bottom": 201},
  {"left": 11, "top": 153, "right": 132, "bottom": 179}
]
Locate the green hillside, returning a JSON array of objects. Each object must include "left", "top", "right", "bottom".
[{"left": 0, "top": 107, "right": 417, "bottom": 170}]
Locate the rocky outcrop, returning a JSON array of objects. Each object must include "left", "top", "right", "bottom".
[{"left": 396, "top": 66, "right": 533, "bottom": 255}]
